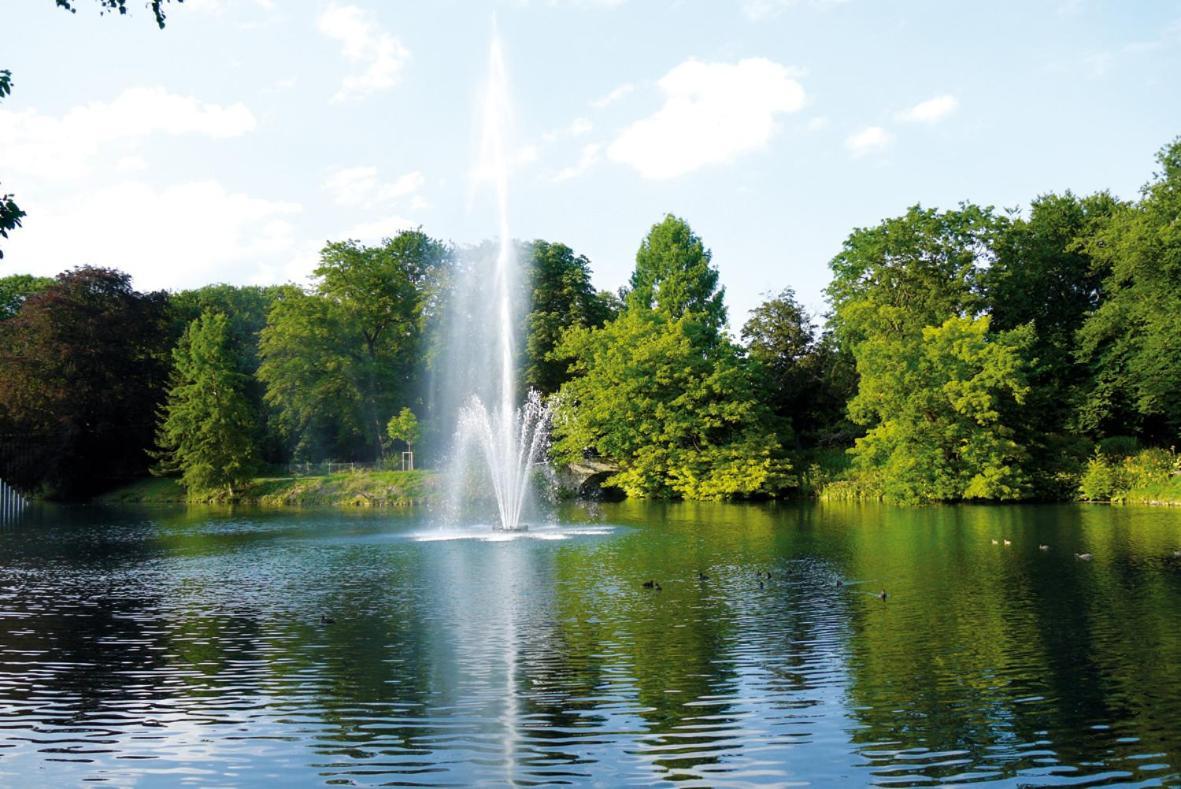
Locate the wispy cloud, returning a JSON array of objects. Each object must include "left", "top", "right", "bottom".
[
  {"left": 552, "top": 143, "right": 603, "bottom": 182},
  {"left": 846, "top": 125, "right": 892, "bottom": 157},
  {"left": 324, "top": 166, "right": 425, "bottom": 208},
  {"left": 590, "top": 83, "right": 635, "bottom": 109},
  {"left": 318, "top": 4, "right": 410, "bottom": 102},
  {"left": 895, "top": 94, "right": 958, "bottom": 123}
]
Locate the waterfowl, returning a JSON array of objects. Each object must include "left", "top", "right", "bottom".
[
  {"left": 758, "top": 580, "right": 765, "bottom": 590},
  {"left": 877, "top": 590, "right": 888, "bottom": 601},
  {"left": 1038, "top": 544, "right": 1050, "bottom": 551},
  {"left": 319, "top": 614, "right": 336, "bottom": 625},
  {"left": 1173, "top": 549, "right": 1181, "bottom": 559},
  {"left": 834, "top": 579, "right": 844, "bottom": 588},
  {"left": 1003, "top": 539, "right": 1012, "bottom": 546},
  {"left": 1075, "top": 552, "right": 1093, "bottom": 561},
  {"left": 991, "top": 539, "right": 1000, "bottom": 545},
  {"left": 697, "top": 571, "right": 710, "bottom": 581},
  {"left": 642, "top": 579, "right": 661, "bottom": 590}
]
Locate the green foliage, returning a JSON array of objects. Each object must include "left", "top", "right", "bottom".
[
  {"left": 0, "top": 267, "right": 171, "bottom": 497},
  {"left": 826, "top": 203, "right": 1001, "bottom": 347},
  {"left": 627, "top": 215, "right": 727, "bottom": 340},
  {"left": 1080, "top": 447, "right": 1179, "bottom": 502},
  {"left": 826, "top": 204, "right": 1028, "bottom": 502},
  {"left": 524, "top": 240, "right": 617, "bottom": 393},
  {"left": 258, "top": 289, "right": 368, "bottom": 461},
  {"left": 386, "top": 407, "right": 420, "bottom": 451},
  {"left": 742, "top": 288, "right": 857, "bottom": 446},
  {"left": 1077, "top": 138, "right": 1181, "bottom": 441},
  {"left": 154, "top": 312, "right": 260, "bottom": 495},
  {"left": 169, "top": 284, "right": 292, "bottom": 461},
  {"left": 845, "top": 316, "right": 1032, "bottom": 503},
  {"left": 0, "top": 274, "right": 53, "bottom": 320},
  {"left": 260, "top": 231, "right": 450, "bottom": 461},
  {"left": 985, "top": 191, "right": 1120, "bottom": 494},
  {"left": 553, "top": 309, "right": 793, "bottom": 500}
]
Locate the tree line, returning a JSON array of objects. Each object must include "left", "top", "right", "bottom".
[{"left": 1, "top": 137, "right": 1178, "bottom": 503}]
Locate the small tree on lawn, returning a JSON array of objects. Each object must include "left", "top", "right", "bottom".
[{"left": 387, "top": 408, "right": 420, "bottom": 470}]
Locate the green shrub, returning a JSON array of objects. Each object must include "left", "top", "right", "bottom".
[
  {"left": 1079, "top": 447, "right": 1177, "bottom": 502},
  {"left": 1079, "top": 452, "right": 1125, "bottom": 501}
]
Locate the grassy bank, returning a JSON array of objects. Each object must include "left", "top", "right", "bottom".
[
  {"left": 99, "top": 470, "right": 438, "bottom": 508},
  {"left": 1120, "top": 477, "right": 1181, "bottom": 507}
]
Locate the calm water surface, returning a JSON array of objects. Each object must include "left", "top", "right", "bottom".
[{"left": 0, "top": 502, "right": 1179, "bottom": 786}]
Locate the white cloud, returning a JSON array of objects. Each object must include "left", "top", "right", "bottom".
[
  {"left": 896, "top": 94, "right": 958, "bottom": 123},
  {"left": 607, "top": 57, "right": 805, "bottom": 179},
  {"left": 552, "top": 143, "right": 602, "bottom": 182},
  {"left": 806, "top": 116, "right": 830, "bottom": 131},
  {"left": 0, "top": 87, "right": 255, "bottom": 180},
  {"left": 324, "top": 166, "right": 425, "bottom": 207},
  {"left": 590, "top": 83, "right": 635, "bottom": 109},
  {"left": 846, "top": 125, "right": 892, "bottom": 157},
  {"left": 318, "top": 4, "right": 410, "bottom": 102},
  {"left": 7, "top": 180, "right": 301, "bottom": 290}
]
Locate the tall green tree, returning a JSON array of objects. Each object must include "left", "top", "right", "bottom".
[
  {"left": 627, "top": 215, "right": 727, "bottom": 339},
  {"left": 260, "top": 231, "right": 450, "bottom": 461},
  {"left": 985, "top": 192, "right": 1120, "bottom": 492},
  {"left": 826, "top": 204, "right": 1023, "bottom": 501},
  {"left": 0, "top": 267, "right": 171, "bottom": 497},
  {"left": 258, "top": 289, "right": 368, "bottom": 461},
  {"left": 169, "top": 284, "right": 292, "bottom": 461},
  {"left": 741, "top": 288, "right": 856, "bottom": 446},
  {"left": 524, "top": 240, "right": 617, "bottom": 393},
  {"left": 847, "top": 316, "right": 1032, "bottom": 503},
  {"left": 310, "top": 231, "right": 451, "bottom": 456},
  {"left": 553, "top": 310, "right": 792, "bottom": 500},
  {"left": 154, "top": 311, "right": 260, "bottom": 497},
  {"left": 826, "top": 204, "right": 1001, "bottom": 347},
  {"left": 1077, "top": 138, "right": 1181, "bottom": 441}
]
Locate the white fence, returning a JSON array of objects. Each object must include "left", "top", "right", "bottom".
[{"left": 0, "top": 479, "right": 26, "bottom": 524}]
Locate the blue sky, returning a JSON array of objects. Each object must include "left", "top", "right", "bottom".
[{"left": 2, "top": 0, "right": 1179, "bottom": 327}]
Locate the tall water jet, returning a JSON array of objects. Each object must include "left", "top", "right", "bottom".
[{"left": 437, "top": 31, "right": 551, "bottom": 531}]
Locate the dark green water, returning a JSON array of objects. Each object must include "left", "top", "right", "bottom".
[{"left": 0, "top": 502, "right": 1178, "bottom": 786}]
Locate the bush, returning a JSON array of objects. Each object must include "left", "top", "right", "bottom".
[
  {"left": 1079, "top": 452, "right": 1125, "bottom": 501},
  {"left": 1079, "top": 447, "right": 1177, "bottom": 501}
]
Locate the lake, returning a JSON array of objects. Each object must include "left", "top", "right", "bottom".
[{"left": 0, "top": 501, "right": 1178, "bottom": 786}]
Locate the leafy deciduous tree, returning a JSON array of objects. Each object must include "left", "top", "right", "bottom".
[
  {"left": 0, "top": 267, "right": 170, "bottom": 497},
  {"left": 847, "top": 315, "right": 1032, "bottom": 503},
  {"left": 1077, "top": 138, "right": 1181, "bottom": 441},
  {"left": 553, "top": 310, "right": 792, "bottom": 500}
]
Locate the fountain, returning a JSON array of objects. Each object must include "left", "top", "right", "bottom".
[{"left": 439, "top": 31, "right": 552, "bottom": 532}]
